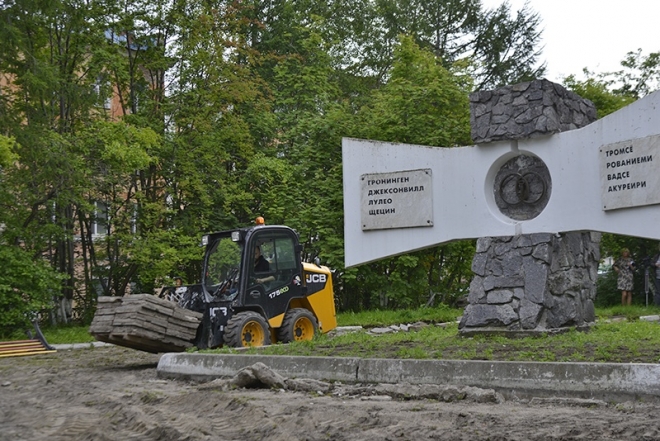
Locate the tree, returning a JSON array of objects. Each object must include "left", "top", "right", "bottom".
[
  {"left": 613, "top": 49, "right": 660, "bottom": 99},
  {"left": 471, "top": 0, "right": 546, "bottom": 88},
  {"left": 332, "top": 37, "right": 474, "bottom": 309},
  {"left": 0, "top": 246, "right": 64, "bottom": 336},
  {"left": 72, "top": 121, "right": 161, "bottom": 300},
  {"left": 358, "top": 35, "right": 472, "bottom": 146},
  {"left": 0, "top": 135, "right": 63, "bottom": 335},
  {"left": 327, "top": 0, "right": 545, "bottom": 90},
  {"left": 0, "top": 0, "right": 111, "bottom": 321},
  {"left": 563, "top": 70, "right": 635, "bottom": 118}
]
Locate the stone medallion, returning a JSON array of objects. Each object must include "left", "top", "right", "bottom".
[{"left": 493, "top": 154, "right": 551, "bottom": 221}]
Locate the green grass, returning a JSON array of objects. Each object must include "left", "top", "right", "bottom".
[
  {"left": 336, "top": 304, "right": 461, "bottom": 327},
  {"left": 595, "top": 305, "right": 660, "bottom": 320},
  {"left": 1, "top": 324, "right": 95, "bottom": 344},
  {"left": 5, "top": 305, "right": 660, "bottom": 364},
  {"left": 41, "top": 325, "right": 96, "bottom": 344},
  {"left": 208, "top": 310, "right": 660, "bottom": 364}
]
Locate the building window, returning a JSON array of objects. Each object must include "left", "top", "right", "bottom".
[
  {"left": 92, "top": 201, "right": 109, "bottom": 236},
  {"left": 130, "top": 203, "right": 137, "bottom": 234},
  {"left": 94, "top": 77, "right": 112, "bottom": 110}
]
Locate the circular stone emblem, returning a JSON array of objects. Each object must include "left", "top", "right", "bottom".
[{"left": 493, "top": 154, "right": 551, "bottom": 220}]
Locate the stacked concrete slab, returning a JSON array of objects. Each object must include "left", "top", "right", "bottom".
[{"left": 89, "top": 294, "right": 202, "bottom": 353}]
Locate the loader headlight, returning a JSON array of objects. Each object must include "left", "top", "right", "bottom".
[
  {"left": 201, "top": 235, "right": 209, "bottom": 246},
  {"left": 231, "top": 231, "right": 241, "bottom": 242}
]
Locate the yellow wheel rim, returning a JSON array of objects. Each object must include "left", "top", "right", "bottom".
[
  {"left": 241, "top": 320, "right": 265, "bottom": 346},
  {"left": 292, "top": 316, "right": 314, "bottom": 341}
]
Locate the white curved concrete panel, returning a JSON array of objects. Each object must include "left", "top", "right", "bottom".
[{"left": 343, "top": 90, "right": 660, "bottom": 267}]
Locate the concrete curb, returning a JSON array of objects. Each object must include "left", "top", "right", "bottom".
[{"left": 157, "top": 353, "right": 660, "bottom": 402}]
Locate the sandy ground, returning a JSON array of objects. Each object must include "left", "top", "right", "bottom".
[{"left": 1, "top": 346, "right": 660, "bottom": 441}]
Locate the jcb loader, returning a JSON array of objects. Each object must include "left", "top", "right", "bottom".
[{"left": 91, "top": 220, "right": 337, "bottom": 351}]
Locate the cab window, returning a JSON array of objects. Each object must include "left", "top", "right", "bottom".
[
  {"left": 250, "top": 232, "right": 298, "bottom": 289},
  {"left": 205, "top": 238, "right": 242, "bottom": 287}
]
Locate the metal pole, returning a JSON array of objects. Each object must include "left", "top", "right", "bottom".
[{"left": 644, "top": 267, "right": 650, "bottom": 307}]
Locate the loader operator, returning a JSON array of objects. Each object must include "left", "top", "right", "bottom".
[{"left": 254, "top": 246, "right": 275, "bottom": 284}]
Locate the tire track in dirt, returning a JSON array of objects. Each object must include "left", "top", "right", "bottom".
[{"left": 2, "top": 346, "right": 660, "bottom": 440}]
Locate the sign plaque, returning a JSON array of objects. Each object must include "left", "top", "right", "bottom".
[
  {"left": 599, "top": 134, "right": 660, "bottom": 210},
  {"left": 360, "top": 169, "right": 433, "bottom": 231}
]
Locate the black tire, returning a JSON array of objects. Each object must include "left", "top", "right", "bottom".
[
  {"left": 276, "top": 308, "right": 318, "bottom": 343},
  {"left": 223, "top": 311, "right": 271, "bottom": 348}
]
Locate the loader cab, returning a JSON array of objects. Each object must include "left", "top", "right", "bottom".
[
  {"left": 201, "top": 225, "right": 305, "bottom": 312},
  {"left": 202, "top": 232, "right": 245, "bottom": 303}
]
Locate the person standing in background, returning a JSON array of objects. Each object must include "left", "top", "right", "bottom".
[{"left": 614, "top": 248, "right": 635, "bottom": 306}]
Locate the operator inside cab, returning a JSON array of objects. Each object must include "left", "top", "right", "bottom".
[{"left": 254, "top": 246, "right": 275, "bottom": 284}]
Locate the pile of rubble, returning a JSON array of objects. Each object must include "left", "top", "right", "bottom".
[
  {"left": 199, "top": 361, "right": 505, "bottom": 404},
  {"left": 329, "top": 321, "right": 458, "bottom": 337}
]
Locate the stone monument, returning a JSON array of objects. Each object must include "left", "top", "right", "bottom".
[
  {"left": 341, "top": 79, "right": 660, "bottom": 330},
  {"left": 459, "top": 80, "right": 599, "bottom": 334}
]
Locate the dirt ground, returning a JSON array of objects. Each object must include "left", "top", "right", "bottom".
[{"left": 1, "top": 346, "right": 660, "bottom": 441}]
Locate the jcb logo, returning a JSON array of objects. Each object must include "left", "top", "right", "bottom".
[
  {"left": 306, "top": 274, "right": 327, "bottom": 283},
  {"left": 210, "top": 307, "right": 227, "bottom": 318}
]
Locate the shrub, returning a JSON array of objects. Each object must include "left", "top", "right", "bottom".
[{"left": 0, "top": 246, "right": 63, "bottom": 336}]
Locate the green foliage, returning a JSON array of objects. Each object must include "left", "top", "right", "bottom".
[
  {"left": 225, "top": 154, "right": 296, "bottom": 225},
  {"left": 472, "top": 1, "right": 546, "bottom": 88},
  {"left": 563, "top": 71, "right": 635, "bottom": 118},
  {"left": 0, "top": 135, "right": 18, "bottom": 167},
  {"left": 595, "top": 269, "right": 621, "bottom": 308},
  {"left": 613, "top": 49, "right": 660, "bottom": 98},
  {"left": 357, "top": 35, "right": 472, "bottom": 147},
  {"left": 0, "top": 246, "right": 63, "bottom": 335},
  {"left": 94, "top": 124, "right": 156, "bottom": 171}
]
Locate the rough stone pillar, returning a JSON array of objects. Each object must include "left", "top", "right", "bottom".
[
  {"left": 460, "top": 79, "right": 599, "bottom": 335},
  {"left": 469, "top": 79, "right": 597, "bottom": 143}
]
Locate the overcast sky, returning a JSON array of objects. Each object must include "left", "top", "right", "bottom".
[{"left": 480, "top": 0, "right": 660, "bottom": 82}]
